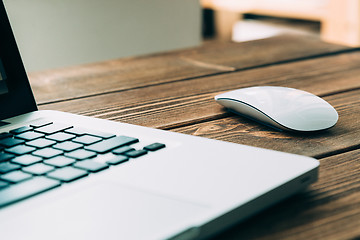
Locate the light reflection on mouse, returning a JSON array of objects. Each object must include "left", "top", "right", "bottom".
[{"left": 214, "top": 86, "right": 338, "bottom": 132}]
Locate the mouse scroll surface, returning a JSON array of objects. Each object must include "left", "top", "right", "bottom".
[{"left": 215, "top": 86, "right": 339, "bottom": 132}]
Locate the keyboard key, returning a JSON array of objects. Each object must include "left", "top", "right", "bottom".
[
  {"left": 15, "top": 131, "right": 44, "bottom": 141},
  {"left": 144, "top": 143, "right": 166, "bottom": 151},
  {"left": 12, "top": 155, "right": 43, "bottom": 166},
  {"left": 22, "top": 163, "right": 55, "bottom": 175},
  {"left": 74, "top": 160, "right": 108, "bottom": 172},
  {"left": 9, "top": 126, "right": 33, "bottom": 135},
  {"left": 107, "top": 156, "right": 129, "bottom": 165},
  {"left": 0, "top": 153, "right": 15, "bottom": 162},
  {"left": 32, "top": 148, "right": 63, "bottom": 159},
  {"left": 0, "top": 177, "right": 61, "bottom": 208},
  {"left": 63, "top": 127, "right": 86, "bottom": 136},
  {"left": 5, "top": 145, "right": 36, "bottom": 155},
  {"left": 53, "top": 141, "right": 83, "bottom": 152},
  {"left": 124, "top": 149, "right": 147, "bottom": 158},
  {"left": 65, "top": 127, "right": 115, "bottom": 139},
  {"left": 0, "top": 138, "right": 25, "bottom": 148},
  {"left": 72, "top": 135, "right": 102, "bottom": 145},
  {"left": 47, "top": 167, "right": 88, "bottom": 182},
  {"left": 94, "top": 153, "right": 129, "bottom": 165},
  {"left": 1, "top": 171, "right": 32, "bottom": 183},
  {"left": 26, "top": 138, "right": 56, "bottom": 148},
  {"left": 0, "top": 180, "right": 9, "bottom": 189},
  {"left": 0, "top": 132, "right": 12, "bottom": 140},
  {"left": 30, "top": 120, "right": 53, "bottom": 128},
  {"left": 46, "top": 132, "right": 76, "bottom": 142},
  {"left": 85, "top": 136, "right": 139, "bottom": 154},
  {"left": 35, "top": 123, "right": 72, "bottom": 135},
  {"left": 44, "top": 156, "right": 76, "bottom": 167},
  {"left": 112, "top": 146, "right": 134, "bottom": 155},
  {"left": 65, "top": 149, "right": 97, "bottom": 160},
  {"left": 0, "top": 162, "right": 21, "bottom": 174}
]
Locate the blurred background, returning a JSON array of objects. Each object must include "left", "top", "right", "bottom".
[
  {"left": 3, "top": 0, "right": 202, "bottom": 72},
  {"left": 4, "top": 0, "right": 359, "bottom": 72},
  {"left": 202, "top": 0, "right": 359, "bottom": 46},
  {"left": 202, "top": 0, "right": 321, "bottom": 42}
]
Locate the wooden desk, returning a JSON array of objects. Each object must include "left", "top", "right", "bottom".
[{"left": 29, "top": 35, "right": 360, "bottom": 239}]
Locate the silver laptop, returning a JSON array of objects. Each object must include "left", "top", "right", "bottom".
[{"left": 0, "top": 2, "right": 319, "bottom": 240}]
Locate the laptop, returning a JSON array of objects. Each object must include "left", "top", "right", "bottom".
[{"left": 0, "top": 2, "right": 319, "bottom": 240}]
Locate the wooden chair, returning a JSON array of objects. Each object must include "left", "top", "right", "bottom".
[{"left": 201, "top": 0, "right": 360, "bottom": 47}]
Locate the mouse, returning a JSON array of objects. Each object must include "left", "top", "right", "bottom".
[{"left": 214, "top": 86, "right": 338, "bottom": 132}]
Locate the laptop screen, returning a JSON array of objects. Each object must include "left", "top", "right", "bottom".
[
  {"left": 0, "top": 59, "right": 9, "bottom": 96},
  {"left": 0, "top": 0, "right": 37, "bottom": 120}
]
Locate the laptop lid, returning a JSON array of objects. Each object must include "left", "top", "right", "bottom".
[{"left": 0, "top": 0, "right": 37, "bottom": 121}]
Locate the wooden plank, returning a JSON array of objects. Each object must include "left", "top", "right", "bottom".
[
  {"left": 39, "top": 51, "right": 360, "bottom": 128},
  {"left": 214, "top": 149, "right": 360, "bottom": 240},
  {"left": 29, "top": 35, "right": 350, "bottom": 104},
  {"left": 38, "top": 53, "right": 360, "bottom": 158},
  {"left": 173, "top": 90, "right": 360, "bottom": 158}
]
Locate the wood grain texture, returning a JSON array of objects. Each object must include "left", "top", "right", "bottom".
[
  {"left": 36, "top": 42, "right": 360, "bottom": 171},
  {"left": 38, "top": 50, "right": 360, "bottom": 115},
  {"left": 31, "top": 35, "right": 360, "bottom": 240},
  {"left": 29, "top": 35, "right": 350, "bottom": 104},
  {"left": 211, "top": 149, "right": 360, "bottom": 240},
  {"left": 173, "top": 90, "right": 360, "bottom": 158},
  {"left": 37, "top": 53, "right": 360, "bottom": 158}
]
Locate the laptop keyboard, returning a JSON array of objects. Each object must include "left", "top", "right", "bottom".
[{"left": 0, "top": 120, "right": 165, "bottom": 208}]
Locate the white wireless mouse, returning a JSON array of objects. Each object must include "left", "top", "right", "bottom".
[{"left": 214, "top": 86, "right": 338, "bottom": 132}]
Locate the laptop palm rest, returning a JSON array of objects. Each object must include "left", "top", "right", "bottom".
[{"left": 1, "top": 182, "right": 208, "bottom": 240}]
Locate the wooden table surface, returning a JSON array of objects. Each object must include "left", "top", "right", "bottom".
[{"left": 29, "top": 35, "right": 360, "bottom": 240}]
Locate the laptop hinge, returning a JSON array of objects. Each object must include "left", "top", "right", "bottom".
[{"left": 0, "top": 120, "right": 10, "bottom": 127}]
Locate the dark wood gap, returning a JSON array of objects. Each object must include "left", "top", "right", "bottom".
[
  {"left": 318, "top": 86, "right": 360, "bottom": 98},
  {"left": 314, "top": 145, "right": 360, "bottom": 160}
]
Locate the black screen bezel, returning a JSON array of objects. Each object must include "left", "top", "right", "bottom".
[{"left": 0, "top": 0, "right": 37, "bottom": 120}]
